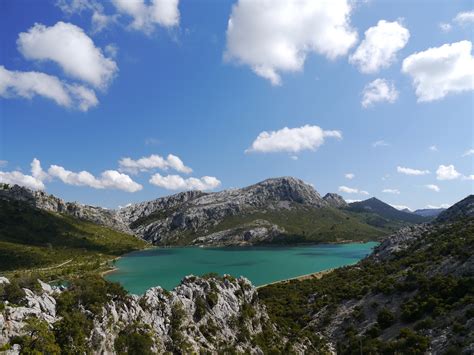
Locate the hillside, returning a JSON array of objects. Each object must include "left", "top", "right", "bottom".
[
  {"left": 345, "top": 197, "right": 429, "bottom": 231},
  {"left": 0, "top": 197, "right": 146, "bottom": 277},
  {"left": 118, "top": 177, "right": 385, "bottom": 246},
  {"left": 259, "top": 195, "right": 474, "bottom": 353},
  {"left": 413, "top": 207, "right": 446, "bottom": 218}
]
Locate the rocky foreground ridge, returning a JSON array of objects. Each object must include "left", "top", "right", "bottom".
[{"left": 0, "top": 274, "right": 307, "bottom": 354}]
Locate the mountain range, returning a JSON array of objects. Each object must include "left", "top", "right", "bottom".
[{"left": 0, "top": 177, "right": 435, "bottom": 249}]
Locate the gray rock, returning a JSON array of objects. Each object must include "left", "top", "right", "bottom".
[{"left": 323, "top": 193, "right": 348, "bottom": 208}]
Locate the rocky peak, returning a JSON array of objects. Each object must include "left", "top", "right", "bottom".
[
  {"left": 323, "top": 193, "right": 347, "bottom": 208},
  {"left": 242, "top": 177, "right": 326, "bottom": 206}
]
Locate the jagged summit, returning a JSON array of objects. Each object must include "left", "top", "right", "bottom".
[{"left": 323, "top": 193, "right": 347, "bottom": 208}]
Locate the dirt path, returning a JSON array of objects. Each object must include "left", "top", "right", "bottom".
[
  {"left": 257, "top": 268, "right": 335, "bottom": 289},
  {"left": 38, "top": 259, "right": 73, "bottom": 271}
]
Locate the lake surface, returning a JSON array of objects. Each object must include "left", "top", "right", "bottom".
[{"left": 106, "top": 242, "right": 378, "bottom": 294}]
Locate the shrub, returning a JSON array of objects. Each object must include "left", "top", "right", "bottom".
[
  {"left": 114, "top": 323, "right": 154, "bottom": 355},
  {"left": 377, "top": 308, "right": 395, "bottom": 329}
]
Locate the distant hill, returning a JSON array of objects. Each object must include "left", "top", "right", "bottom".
[
  {"left": 413, "top": 207, "right": 446, "bottom": 218},
  {"left": 345, "top": 197, "right": 429, "bottom": 231}
]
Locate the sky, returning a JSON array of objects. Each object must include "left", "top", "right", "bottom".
[{"left": 0, "top": 0, "right": 473, "bottom": 211}]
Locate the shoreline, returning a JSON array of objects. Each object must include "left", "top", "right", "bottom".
[
  {"left": 100, "top": 256, "right": 122, "bottom": 277},
  {"left": 256, "top": 268, "right": 336, "bottom": 289}
]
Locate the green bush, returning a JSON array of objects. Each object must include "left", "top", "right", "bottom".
[
  {"left": 377, "top": 308, "right": 395, "bottom": 329},
  {"left": 114, "top": 323, "right": 154, "bottom": 355}
]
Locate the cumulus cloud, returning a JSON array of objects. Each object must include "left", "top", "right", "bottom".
[
  {"left": 0, "top": 161, "right": 7, "bottom": 167},
  {"left": 361, "top": 78, "right": 399, "bottom": 108},
  {"left": 0, "top": 158, "right": 48, "bottom": 190},
  {"left": 382, "top": 188, "right": 400, "bottom": 194},
  {"left": 112, "top": 0, "right": 180, "bottom": 33},
  {"left": 338, "top": 186, "right": 369, "bottom": 195},
  {"left": 48, "top": 165, "right": 142, "bottom": 192},
  {"left": 397, "top": 166, "right": 430, "bottom": 176},
  {"left": 454, "top": 11, "right": 474, "bottom": 26},
  {"left": 402, "top": 40, "right": 474, "bottom": 102},
  {"left": 429, "top": 145, "right": 438, "bottom": 152},
  {"left": 436, "top": 164, "right": 461, "bottom": 180},
  {"left": 345, "top": 173, "right": 355, "bottom": 180},
  {"left": 0, "top": 171, "right": 45, "bottom": 190},
  {"left": 425, "top": 184, "right": 440, "bottom": 192},
  {"left": 224, "top": 0, "right": 357, "bottom": 85},
  {"left": 17, "top": 22, "right": 117, "bottom": 89},
  {"left": 462, "top": 148, "right": 474, "bottom": 157},
  {"left": 426, "top": 203, "right": 451, "bottom": 209},
  {"left": 246, "top": 125, "right": 342, "bottom": 154},
  {"left": 118, "top": 154, "right": 192, "bottom": 174},
  {"left": 350, "top": 20, "right": 409, "bottom": 73},
  {"left": 149, "top": 173, "right": 221, "bottom": 191},
  {"left": 0, "top": 66, "right": 98, "bottom": 111}
]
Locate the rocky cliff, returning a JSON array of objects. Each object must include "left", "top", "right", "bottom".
[
  {"left": 0, "top": 184, "right": 131, "bottom": 234},
  {"left": 0, "top": 275, "right": 302, "bottom": 354}
]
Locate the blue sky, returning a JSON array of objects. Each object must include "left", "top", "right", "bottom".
[{"left": 0, "top": 0, "right": 473, "bottom": 210}]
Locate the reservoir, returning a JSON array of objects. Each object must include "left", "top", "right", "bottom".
[{"left": 106, "top": 242, "right": 377, "bottom": 294}]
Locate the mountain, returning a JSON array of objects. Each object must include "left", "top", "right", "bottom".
[
  {"left": 323, "top": 193, "right": 348, "bottom": 208},
  {"left": 2, "top": 194, "right": 472, "bottom": 354},
  {"left": 413, "top": 207, "right": 446, "bottom": 218},
  {"left": 0, "top": 184, "right": 145, "bottom": 274},
  {"left": 118, "top": 177, "right": 384, "bottom": 246},
  {"left": 435, "top": 195, "right": 474, "bottom": 223},
  {"left": 259, "top": 194, "right": 474, "bottom": 353},
  {"left": 345, "top": 197, "right": 429, "bottom": 231}
]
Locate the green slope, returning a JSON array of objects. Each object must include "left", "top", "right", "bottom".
[
  {"left": 259, "top": 217, "right": 474, "bottom": 353},
  {"left": 0, "top": 199, "right": 146, "bottom": 274},
  {"left": 174, "top": 205, "right": 386, "bottom": 245}
]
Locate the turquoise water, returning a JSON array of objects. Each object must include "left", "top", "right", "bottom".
[{"left": 106, "top": 242, "right": 377, "bottom": 294}]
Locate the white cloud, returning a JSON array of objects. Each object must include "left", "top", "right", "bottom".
[
  {"left": 372, "top": 140, "right": 389, "bottom": 148},
  {"left": 397, "top": 166, "right": 430, "bottom": 176},
  {"left": 224, "top": 0, "right": 357, "bottom": 85},
  {"left": 48, "top": 165, "right": 142, "bottom": 192},
  {"left": 0, "top": 158, "right": 48, "bottom": 190},
  {"left": 361, "top": 78, "right": 399, "bottom": 108},
  {"left": 112, "top": 0, "right": 180, "bottom": 33},
  {"left": 402, "top": 40, "right": 474, "bottom": 102},
  {"left": 0, "top": 66, "right": 98, "bottom": 111},
  {"left": 345, "top": 199, "right": 361, "bottom": 203},
  {"left": 426, "top": 204, "right": 450, "bottom": 209},
  {"left": 425, "top": 184, "right": 440, "bottom": 192},
  {"left": 0, "top": 160, "right": 7, "bottom": 168},
  {"left": 118, "top": 154, "right": 192, "bottom": 174},
  {"left": 436, "top": 164, "right": 461, "bottom": 180},
  {"left": 0, "top": 171, "right": 45, "bottom": 190},
  {"left": 382, "top": 188, "right": 400, "bottom": 194},
  {"left": 462, "top": 148, "right": 474, "bottom": 157},
  {"left": 17, "top": 22, "right": 118, "bottom": 89},
  {"left": 429, "top": 145, "right": 438, "bottom": 152},
  {"left": 246, "top": 125, "right": 342, "bottom": 154},
  {"left": 149, "top": 173, "right": 221, "bottom": 191},
  {"left": 350, "top": 20, "right": 409, "bottom": 73},
  {"left": 454, "top": 11, "right": 474, "bottom": 26},
  {"left": 290, "top": 155, "right": 298, "bottom": 161},
  {"left": 345, "top": 173, "right": 355, "bottom": 180},
  {"left": 338, "top": 186, "right": 369, "bottom": 195},
  {"left": 391, "top": 204, "right": 411, "bottom": 211},
  {"left": 439, "top": 23, "right": 452, "bottom": 32}
]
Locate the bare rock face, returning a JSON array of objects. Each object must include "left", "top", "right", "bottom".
[
  {"left": 323, "top": 193, "right": 347, "bottom": 208},
  {"left": 0, "top": 276, "right": 288, "bottom": 354},
  {"left": 118, "top": 177, "right": 327, "bottom": 245},
  {"left": 0, "top": 184, "right": 131, "bottom": 234}
]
